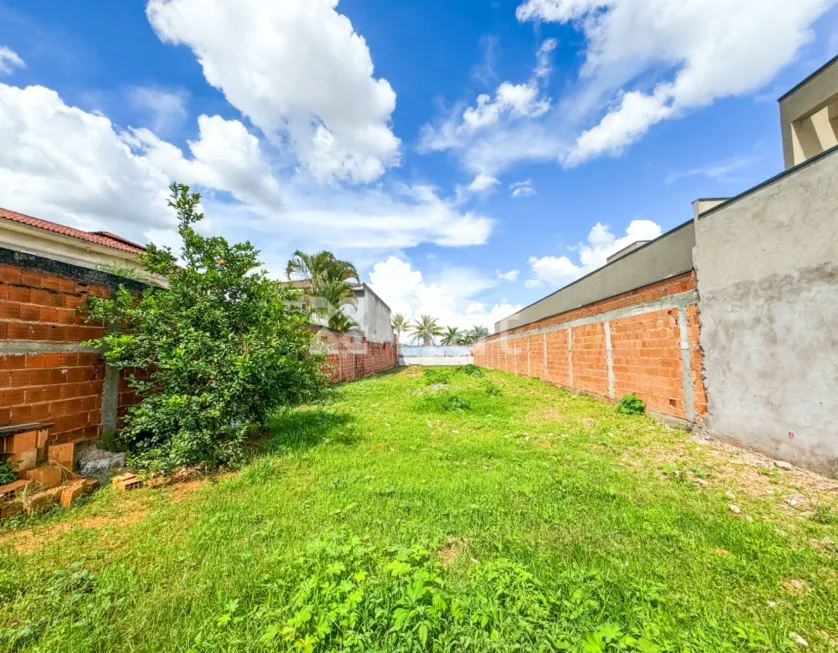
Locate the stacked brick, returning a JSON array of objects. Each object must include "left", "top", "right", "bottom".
[
  {"left": 1, "top": 262, "right": 110, "bottom": 444},
  {"left": 0, "top": 425, "right": 97, "bottom": 519},
  {"left": 474, "top": 272, "right": 706, "bottom": 423}
]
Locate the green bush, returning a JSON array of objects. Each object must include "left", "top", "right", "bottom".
[
  {"left": 0, "top": 457, "right": 17, "bottom": 485},
  {"left": 424, "top": 368, "right": 454, "bottom": 385},
  {"left": 457, "top": 364, "right": 484, "bottom": 377},
  {"left": 616, "top": 394, "right": 647, "bottom": 416},
  {"left": 83, "top": 184, "right": 326, "bottom": 472}
]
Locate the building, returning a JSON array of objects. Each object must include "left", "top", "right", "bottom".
[
  {"left": 476, "top": 56, "right": 838, "bottom": 476},
  {"left": 0, "top": 207, "right": 147, "bottom": 273}
]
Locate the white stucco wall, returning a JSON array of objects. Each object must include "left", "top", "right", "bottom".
[{"left": 695, "top": 147, "right": 838, "bottom": 476}]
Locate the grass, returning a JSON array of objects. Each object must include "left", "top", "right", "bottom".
[{"left": 1, "top": 367, "right": 837, "bottom": 652}]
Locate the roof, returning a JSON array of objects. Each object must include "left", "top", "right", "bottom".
[
  {"left": 0, "top": 207, "right": 146, "bottom": 255},
  {"left": 778, "top": 53, "right": 838, "bottom": 102}
]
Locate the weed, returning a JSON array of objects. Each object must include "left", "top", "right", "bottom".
[
  {"left": 458, "top": 365, "right": 485, "bottom": 378},
  {"left": 616, "top": 394, "right": 646, "bottom": 416},
  {"left": 424, "top": 368, "right": 454, "bottom": 385},
  {"left": 0, "top": 458, "right": 16, "bottom": 485},
  {"left": 811, "top": 504, "right": 837, "bottom": 525}
]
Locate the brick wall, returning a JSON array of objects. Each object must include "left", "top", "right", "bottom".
[
  {"left": 313, "top": 328, "right": 397, "bottom": 383},
  {"left": 474, "top": 272, "right": 706, "bottom": 423},
  {"left": 0, "top": 251, "right": 131, "bottom": 447}
]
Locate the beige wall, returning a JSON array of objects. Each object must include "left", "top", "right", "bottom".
[
  {"left": 695, "top": 148, "right": 838, "bottom": 476},
  {"left": 0, "top": 219, "right": 145, "bottom": 274},
  {"left": 779, "top": 56, "right": 838, "bottom": 169}
]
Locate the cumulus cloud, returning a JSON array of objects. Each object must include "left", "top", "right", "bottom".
[
  {"left": 0, "top": 46, "right": 24, "bottom": 75},
  {"left": 497, "top": 269, "right": 520, "bottom": 282},
  {"left": 126, "top": 114, "right": 283, "bottom": 209},
  {"left": 128, "top": 86, "right": 189, "bottom": 134},
  {"left": 510, "top": 179, "right": 535, "bottom": 197},
  {"left": 526, "top": 219, "right": 662, "bottom": 288},
  {"left": 468, "top": 174, "right": 499, "bottom": 192},
  {"left": 0, "top": 82, "right": 493, "bottom": 260},
  {"left": 419, "top": 39, "right": 560, "bottom": 178},
  {"left": 0, "top": 84, "right": 173, "bottom": 238},
  {"left": 146, "top": 0, "right": 400, "bottom": 184},
  {"left": 517, "top": 0, "right": 836, "bottom": 166},
  {"left": 369, "top": 257, "right": 521, "bottom": 335}
]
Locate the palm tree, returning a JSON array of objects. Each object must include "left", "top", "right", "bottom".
[
  {"left": 409, "top": 315, "right": 443, "bottom": 346},
  {"left": 286, "top": 250, "right": 359, "bottom": 322},
  {"left": 328, "top": 312, "right": 359, "bottom": 332},
  {"left": 461, "top": 325, "right": 490, "bottom": 344},
  {"left": 392, "top": 313, "right": 408, "bottom": 342},
  {"left": 441, "top": 326, "right": 462, "bottom": 345}
]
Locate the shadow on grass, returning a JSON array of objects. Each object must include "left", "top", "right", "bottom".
[{"left": 262, "top": 408, "right": 360, "bottom": 454}]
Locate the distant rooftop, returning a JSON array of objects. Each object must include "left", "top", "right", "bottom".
[{"left": 0, "top": 207, "right": 146, "bottom": 255}]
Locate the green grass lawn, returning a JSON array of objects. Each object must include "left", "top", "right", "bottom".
[{"left": 1, "top": 367, "right": 837, "bottom": 652}]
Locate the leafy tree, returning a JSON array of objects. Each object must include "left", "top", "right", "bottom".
[
  {"left": 409, "top": 315, "right": 443, "bottom": 346},
  {"left": 83, "top": 184, "right": 326, "bottom": 471},
  {"left": 328, "top": 312, "right": 359, "bottom": 333},
  {"left": 286, "top": 250, "right": 359, "bottom": 324},
  {"left": 467, "top": 326, "right": 490, "bottom": 343},
  {"left": 391, "top": 313, "right": 408, "bottom": 342},
  {"left": 441, "top": 326, "right": 462, "bottom": 346}
]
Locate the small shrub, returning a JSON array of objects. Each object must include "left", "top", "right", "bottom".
[
  {"left": 616, "top": 394, "right": 646, "bottom": 416},
  {"left": 424, "top": 368, "right": 454, "bottom": 385},
  {"left": 442, "top": 394, "right": 472, "bottom": 412},
  {"left": 0, "top": 457, "right": 17, "bottom": 485},
  {"left": 458, "top": 364, "right": 484, "bottom": 378},
  {"left": 484, "top": 383, "right": 503, "bottom": 397}
]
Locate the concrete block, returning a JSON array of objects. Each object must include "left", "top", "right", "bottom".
[
  {"left": 112, "top": 474, "right": 143, "bottom": 492},
  {"left": 21, "top": 465, "right": 63, "bottom": 490},
  {"left": 25, "top": 487, "right": 62, "bottom": 514},
  {"left": 10, "top": 450, "right": 37, "bottom": 472},
  {"left": 5, "top": 430, "right": 37, "bottom": 454},
  {"left": 0, "top": 501, "right": 23, "bottom": 519},
  {"left": 48, "top": 443, "right": 75, "bottom": 469},
  {"left": 0, "top": 479, "right": 31, "bottom": 502},
  {"left": 60, "top": 482, "right": 87, "bottom": 509}
]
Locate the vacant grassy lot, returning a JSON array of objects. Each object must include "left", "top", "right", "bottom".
[{"left": 1, "top": 367, "right": 837, "bottom": 652}]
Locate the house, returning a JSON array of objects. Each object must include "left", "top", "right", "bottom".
[
  {"left": 0, "top": 207, "right": 147, "bottom": 274},
  {"left": 290, "top": 280, "right": 394, "bottom": 345}
]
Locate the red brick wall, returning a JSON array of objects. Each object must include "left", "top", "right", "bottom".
[
  {"left": 474, "top": 272, "right": 706, "bottom": 422},
  {"left": 313, "top": 328, "right": 397, "bottom": 384},
  {"left": 0, "top": 262, "right": 113, "bottom": 446}
]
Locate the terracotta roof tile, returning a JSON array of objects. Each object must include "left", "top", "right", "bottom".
[{"left": 0, "top": 207, "right": 146, "bottom": 255}]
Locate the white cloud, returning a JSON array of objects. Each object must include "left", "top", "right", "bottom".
[
  {"left": 146, "top": 0, "right": 400, "bottom": 184},
  {"left": 665, "top": 156, "right": 753, "bottom": 185},
  {"left": 126, "top": 114, "right": 282, "bottom": 209},
  {"left": 517, "top": 0, "right": 836, "bottom": 166},
  {"left": 419, "top": 39, "right": 560, "bottom": 177},
  {"left": 0, "top": 84, "right": 173, "bottom": 239},
  {"left": 0, "top": 47, "right": 24, "bottom": 75},
  {"left": 468, "top": 174, "right": 499, "bottom": 192},
  {"left": 510, "top": 179, "right": 535, "bottom": 197},
  {"left": 0, "top": 83, "right": 494, "bottom": 261},
  {"left": 497, "top": 269, "right": 520, "bottom": 282},
  {"left": 526, "top": 219, "right": 662, "bottom": 287},
  {"left": 128, "top": 86, "right": 189, "bottom": 134},
  {"left": 369, "top": 257, "right": 521, "bottom": 335}
]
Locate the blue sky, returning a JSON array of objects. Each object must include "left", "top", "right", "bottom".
[{"left": 1, "top": 0, "right": 837, "bottom": 331}]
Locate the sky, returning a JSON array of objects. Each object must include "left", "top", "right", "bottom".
[{"left": 1, "top": 0, "right": 837, "bottom": 333}]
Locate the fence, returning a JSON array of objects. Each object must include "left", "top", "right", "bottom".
[{"left": 399, "top": 345, "right": 474, "bottom": 367}]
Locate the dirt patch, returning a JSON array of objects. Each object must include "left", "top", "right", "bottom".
[
  {"left": 781, "top": 578, "right": 809, "bottom": 596},
  {"left": 166, "top": 479, "right": 207, "bottom": 502},
  {"left": 1, "top": 500, "right": 149, "bottom": 555}
]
